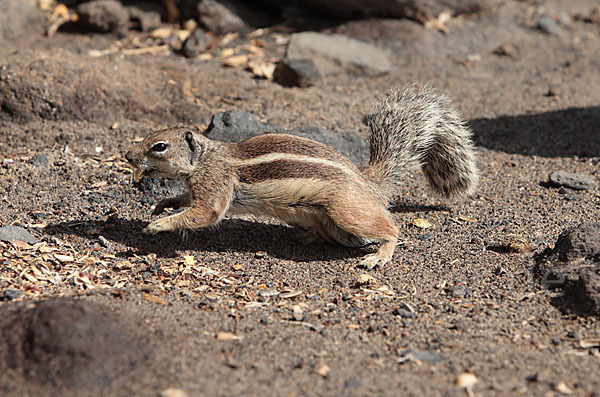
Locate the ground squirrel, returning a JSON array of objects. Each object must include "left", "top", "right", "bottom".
[{"left": 125, "top": 84, "right": 478, "bottom": 269}]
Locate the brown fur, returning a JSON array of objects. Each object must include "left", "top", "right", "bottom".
[
  {"left": 125, "top": 85, "right": 478, "bottom": 269},
  {"left": 233, "top": 134, "right": 355, "bottom": 167},
  {"left": 237, "top": 159, "right": 345, "bottom": 184}
]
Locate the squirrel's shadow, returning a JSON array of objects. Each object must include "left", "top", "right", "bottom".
[
  {"left": 44, "top": 217, "right": 368, "bottom": 262},
  {"left": 45, "top": 201, "right": 447, "bottom": 261}
]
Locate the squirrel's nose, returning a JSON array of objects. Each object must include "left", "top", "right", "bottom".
[{"left": 125, "top": 151, "right": 134, "bottom": 163}]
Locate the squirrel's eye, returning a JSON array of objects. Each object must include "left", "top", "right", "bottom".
[{"left": 150, "top": 142, "right": 168, "bottom": 153}]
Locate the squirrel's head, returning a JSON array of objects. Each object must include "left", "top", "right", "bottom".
[{"left": 125, "top": 126, "right": 205, "bottom": 181}]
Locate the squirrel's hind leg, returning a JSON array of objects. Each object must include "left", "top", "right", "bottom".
[{"left": 322, "top": 200, "right": 399, "bottom": 269}]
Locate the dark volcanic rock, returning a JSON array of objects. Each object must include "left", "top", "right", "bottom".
[
  {"left": 548, "top": 171, "right": 596, "bottom": 191},
  {"left": 290, "top": 125, "right": 369, "bottom": 166},
  {"left": 0, "top": 299, "right": 142, "bottom": 392},
  {"left": 0, "top": 0, "right": 45, "bottom": 44},
  {"left": 198, "top": 0, "right": 249, "bottom": 34},
  {"left": 0, "top": 225, "right": 39, "bottom": 244},
  {"left": 203, "top": 110, "right": 369, "bottom": 165},
  {"left": 204, "top": 109, "right": 283, "bottom": 142},
  {"left": 77, "top": 0, "right": 130, "bottom": 33},
  {"left": 552, "top": 223, "right": 600, "bottom": 262},
  {"left": 197, "top": 0, "right": 270, "bottom": 34},
  {"left": 537, "top": 223, "right": 600, "bottom": 317},
  {"left": 273, "top": 59, "right": 321, "bottom": 88},
  {"left": 127, "top": 3, "right": 162, "bottom": 32},
  {"left": 182, "top": 29, "right": 211, "bottom": 58}
]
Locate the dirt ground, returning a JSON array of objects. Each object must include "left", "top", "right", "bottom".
[{"left": 1, "top": 0, "right": 599, "bottom": 396}]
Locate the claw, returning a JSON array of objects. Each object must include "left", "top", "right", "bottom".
[
  {"left": 358, "top": 254, "right": 386, "bottom": 270},
  {"left": 143, "top": 219, "right": 164, "bottom": 235}
]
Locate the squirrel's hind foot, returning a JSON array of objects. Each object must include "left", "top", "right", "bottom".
[{"left": 358, "top": 253, "right": 389, "bottom": 270}]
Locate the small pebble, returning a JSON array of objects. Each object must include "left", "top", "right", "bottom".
[
  {"left": 1, "top": 289, "right": 23, "bottom": 301},
  {"left": 453, "top": 320, "right": 469, "bottom": 331},
  {"left": 29, "top": 153, "right": 49, "bottom": 167},
  {"left": 292, "top": 305, "right": 304, "bottom": 321},
  {"left": 98, "top": 235, "right": 111, "bottom": 248},
  {"left": 493, "top": 43, "right": 517, "bottom": 58},
  {"left": 538, "top": 15, "right": 559, "bottom": 34},
  {"left": 392, "top": 308, "right": 416, "bottom": 318},
  {"left": 344, "top": 377, "right": 361, "bottom": 389},
  {"left": 419, "top": 232, "right": 433, "bottom": 241}
]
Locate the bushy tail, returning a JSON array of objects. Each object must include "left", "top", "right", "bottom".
[{"left": 364, "top": 83, "right": 478, "bottom": 202}]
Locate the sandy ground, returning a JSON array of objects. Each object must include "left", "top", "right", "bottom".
[{"left": 0, "top": 0, "right": 599, "bottom": 396}]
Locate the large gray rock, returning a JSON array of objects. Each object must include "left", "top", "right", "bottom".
[
  {"left": 203, "top": 109, "right": 283, "bottom": 142},
  {"left": 0, "top": 225, "right": 39, "bottom": 244},
  {"left": 249, "top": 0, "right": 500, "bottom": 22},
  {"left": 286, "top": 32, "right": 393, "bottom": 76},
  {"left": 0, "top": 0, "right": 45, "bottom": 45},
  {"left": 537, "top": 223, "right": 600, "bottom": 317},
  {"left": 197, "top": 0, "right": 269, "bottom": 34},
  {"left": 77, "top": 0, "right": 129, "bottom": 33},
  {"left": 203, "top": 109, "right": 369, "bottom": 166},
  {"left": 548, "top": 171, "right": 596, "bottom": 191}
]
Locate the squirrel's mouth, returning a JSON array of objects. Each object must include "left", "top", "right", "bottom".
[{"left": 133, "top": 169, "right": 145, "bottom": 182}]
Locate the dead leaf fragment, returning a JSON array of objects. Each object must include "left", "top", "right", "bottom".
[
  {"left": 143, "top": 292, "right": 167, "bottom": 305},
  {"left": 183, "top": 255, "right": 195, "bottom": 266},
  {"left": 247, "top": 59, "right": 276, "bottom": 80},
  {"left": 579, "top": 338, "right": 600, "bottom": 348},
  {"left": 280, "top": 290, "right": 302, "bottom": 299},
  {"left": 554, "top": 382, "right": 573, "bottom": 395},
  {"left": 151, "top": 27, "right": 175, "bottom": 39},
  {"left": 161, "top": 388, "right": 189, "bottom": 397},
  {"left": 425, "top": 9, "right": 453, "bottom": 34},
  {"left": 456, "top": 372, "right": 478, "bottom": 388},
  {"left": 53, "top": 253, "right": 74, "bottom": 263},
  {"left": 224, "top": 54, "right": 248, "bottom": 68},
  {"left": 412, "top": 218, "right": 432, "bottom": 229},
  {"left": 220, "top": 48, "right": 235, "bottom": 58},
  {"left": 217, "top": 332, "right": 241, "bottom": 341},
  {"left": 458, "top": 215, "right": 477, "bottom": 223},
  {"left": 12, "top": 241, "right": 33, "bottom": 250},
  {"left": 315, "top": 364, "right": 331, "bottom": 377}
]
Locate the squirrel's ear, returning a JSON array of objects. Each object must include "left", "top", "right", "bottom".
[
  {"left": 185, "top": 131, "right": 195, "bottom": 152},
  {"left": 185, "top": 130, "right": 201, "bottom": 165}
]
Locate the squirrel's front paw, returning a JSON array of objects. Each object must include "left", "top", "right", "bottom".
[
  {"left": 143, "top": 218, "right": 169, "bottom": 234},
  {"left": 358, "top": 254, "right": 388, "bottom": 270}
]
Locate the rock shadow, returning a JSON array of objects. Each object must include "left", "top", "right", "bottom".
[{"left": 470, "top": 106, "right": 600, "bottom": 158}]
